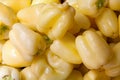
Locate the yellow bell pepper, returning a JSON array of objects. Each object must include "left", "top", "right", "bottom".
[
  {"left": 95, "top": 8, "right": 119, "bottom": 38},
  {"left": 21, "top": 49, "right": 73, "bottom": 80},
  {"left": 50, "top": 32, "right": 82, "bottom": 64},
  {"left": 9, "top": 23, "right": 46, "bottom": 62},
  {"left": 83, "top": 70, "right": 111, "bottom": 80},
  {"left": 2, "top": 40, "right": 32, "bottom": 67},
  {"left": 0, "top": 3, "right": 17, "bottom": 40},
  {"left": 75, "top": 29, "right": 113, "bottom": 69},
  {"left": 2, "top": 23, "right": 46, "bottom": 67},
  {"left": 0, "top": 0, "right": 31, "bottom": 13},
  {"left": 103, "top": 42, "right": 120, "bottom": 77},
  {"left": 17, "top": 2, "right": 75, "bottom": 40},
  {"left": 0, "top": 65, "right": 20, "bottom": 80}
]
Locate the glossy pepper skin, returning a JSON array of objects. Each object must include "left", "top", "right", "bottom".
[
  {"left": 95, "top": 8, "right": 119, "bottom": 38},
  {"left": 75, "top": 29, "right": 113, "bottom": 69},
  {"left": 2, "top": 23, "right": 46, "bottom": 68},
  {"left": 17, "top": 2, "right": 75, "bottom": 40},
  {"left": 20, "top": 49, "right": 73, "bottom": 80},
  {"left": 50, "top": 32, "right": 82, "bottom": 64},
  {"left": 2, "top": 40, "right": 32, "bottom": 67}
]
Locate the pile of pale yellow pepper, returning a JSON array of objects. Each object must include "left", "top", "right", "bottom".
[{"left": 0, "top": 0, "right": 119, "bottom": 80}]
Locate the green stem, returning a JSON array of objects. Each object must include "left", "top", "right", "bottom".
[
  {"left": 96, "top": 0, "right": 105, "bottom": 9},
  {"left": 0, "top": 25, "right": 9, "bottom": 35},
  {"left": 2, "top": 75, "right": 14, "bottom": 80}
]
